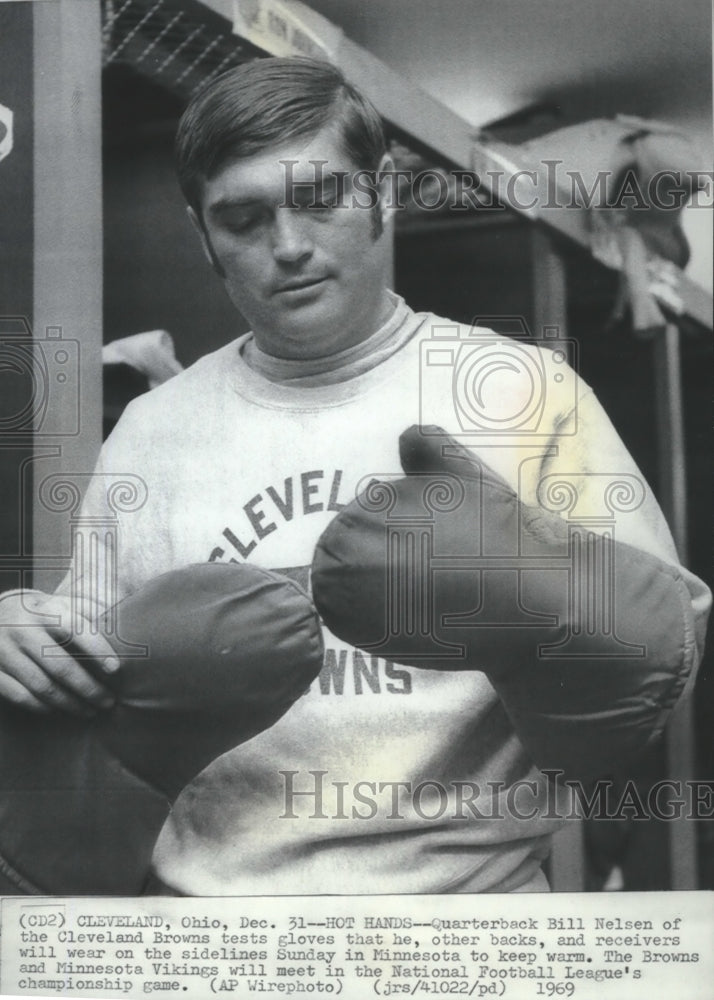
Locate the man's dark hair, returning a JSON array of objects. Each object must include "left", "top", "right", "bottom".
[{"left": 175, "top": 56, "right": 387, "bottom": 214}]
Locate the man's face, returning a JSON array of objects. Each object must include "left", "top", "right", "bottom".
[{"left": 191, "top": 125, "right": 393, "bottom": 360}]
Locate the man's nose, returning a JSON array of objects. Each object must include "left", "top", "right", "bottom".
[{"left": 271, "top": 208, "right": 313, "bottom": 263}]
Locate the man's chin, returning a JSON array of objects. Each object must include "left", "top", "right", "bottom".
[
  {"left": 250, "top": 286, "right": 380, "bottom": 359},
  {"left": 268, "top": 300, "right": 345, "bottom": 355}
]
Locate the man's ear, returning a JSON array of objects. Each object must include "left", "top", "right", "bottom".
[
  {"left": 187, "top": 207, "right": 226, "bottom": 278},
  {"left": 376, "top": 152, "right": 397, "bottom": 233}
]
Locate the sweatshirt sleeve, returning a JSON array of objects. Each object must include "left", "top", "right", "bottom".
[
  {"left": 53, "top": 398, "right": 168, "bottom": 620},
  {"left": 535, "top": 384, "right": 710, "bottom": 664}
]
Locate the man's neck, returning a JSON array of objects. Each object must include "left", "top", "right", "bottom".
[
  {"left": 241, "top": 291, "right": 414, "bottom": 386},
  {"left": 252, "top": 287, "right": 395, "bottom": 362}
]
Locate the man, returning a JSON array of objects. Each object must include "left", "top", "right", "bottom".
[{"left": 0, "top": 57, "right": 709, "bottom": 894}]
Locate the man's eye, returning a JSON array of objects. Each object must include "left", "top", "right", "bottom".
[
  {"left": 311, "top": 190, "right": 337, "bottom": 209},
  {"left": 226, "top": 218, "right": 256, "bottom": 233},
  {"left": 297, "top": 182, "right": 341, "bottom": 211},
  {"left": 223, "top": 212, "right": 263, "bottom": 233},
  {"left": 311, "top": 195, "right": 338, "bottom": 211}
]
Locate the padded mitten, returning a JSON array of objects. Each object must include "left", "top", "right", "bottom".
[
  {"left": 0, "top": 562, "right": 323, "bottom": 894},
  {"left": 312, "top": 426, "right": 693, "bottom": 779}
]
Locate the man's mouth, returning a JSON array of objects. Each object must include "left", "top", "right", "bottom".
[{"left": 274, "top": 275, "right": 329, "bottom": 295}]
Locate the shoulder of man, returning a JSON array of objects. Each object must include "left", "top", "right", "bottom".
[{"left": 106, "top": 336, "right": 248, "bottom": 443}]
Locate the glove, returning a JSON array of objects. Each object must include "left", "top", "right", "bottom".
[
  {"left": 311, "top": 425, "right": 693, "bottom": 779},
  {"left": 0, "top": 562, "right": 323, "bottom": 894}
]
